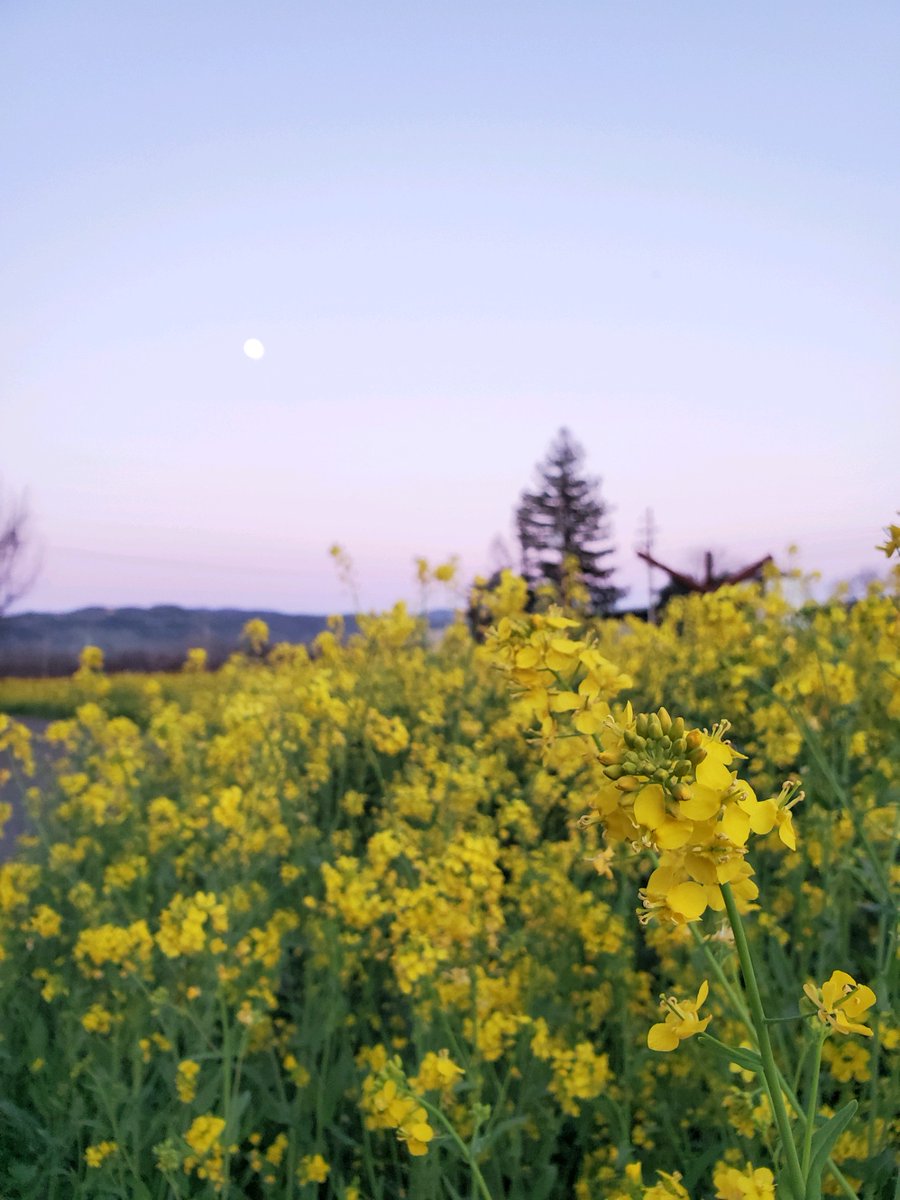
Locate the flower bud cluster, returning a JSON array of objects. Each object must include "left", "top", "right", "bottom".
[
  {"left": 589, "top": 709, "right": 801, "bottom": 926},
  {"left": 603, "top": 709, "right": 705, "bottom": 802}
]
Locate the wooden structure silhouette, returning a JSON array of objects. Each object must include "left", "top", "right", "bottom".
[{"left": 636, "top": 549, "right": 773, "bottom": 596}]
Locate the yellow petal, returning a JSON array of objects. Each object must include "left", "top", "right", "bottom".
[
  {"left": 667, "top": 881, "right": 708, "bottom": 921},
  {"left": 573, "top": 709, "right": 604, "bottom": 735},
  {"left": 777, "top": 812, "right": 797, "bottom": 850},
  {"left": 733, "top": 781, "right": 758, "bottom": 807},
  {"left": 549, "top": 691, "right": 581, "bottom": 712},
  {"left": 822, "top": 971, "right": 856, "bottom": 1010},
  {"left": 550, "top": 637, "right": 581, "bottom": 656},
  {"left": 546, "top": 613, "right": 579, "bottom": 628},
  {"left": 656, "top": 819, "right": 693, "bottom": 849},
  {"left": 716, "top": 857, "right": 750, "bottom": 885},
  {"left": 834, "top": 1016, "right": 873, "bottom": 1037},
  {"left": 845, "top": 984, "right": 877, "bottom": 1017},
  {"left": 679, "top": 784, "right": 721, "bottom": 822},
  {"left": 696, "top": 739, "right": 733, "bottom": 789},
  {"left": 646, "top": 862, "right": 678, "bottom": 895},
  {"left": 634, "top": 784, "right": 667, "bottom": 830},
  {"left": 648, "top": 1022, "right": 679, "bottom": 1051},
  {"left": 592, "top": 782, "right": 621, "bottom": 815},
  {"left": 747, "top": 799, "right": 777, "bottom": 835},
  {"left": 802, "top": 981, "right": 821, "bottom": 1007},
  {"left": 720, "top": 804, "right": 751, "bottom": 846},
  {"left": 683, "top": 852, "right": 717, "bottom": 886}
]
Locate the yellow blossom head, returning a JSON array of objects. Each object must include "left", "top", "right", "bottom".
[{"left": 803, "top": 970, "right": 876, "bottom": 1037}]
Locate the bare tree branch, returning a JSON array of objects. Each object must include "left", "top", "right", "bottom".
[{"left": 0, "top": 488, "right": 40, "bottom": 615}]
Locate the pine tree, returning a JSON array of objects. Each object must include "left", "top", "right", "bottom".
[{"left": 514, "top": 429, "right": 624, "bottom": 615}]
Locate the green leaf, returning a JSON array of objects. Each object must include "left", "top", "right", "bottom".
[
  {"left": 805, "top": 1099, "right": 857, "bottom": 1200},
  {"left": 695, "top": 1034, "right": 762, "bottom": 1073}
]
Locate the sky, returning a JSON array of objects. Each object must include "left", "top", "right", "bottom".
[{"left": 2, "top": 1, "right": 898, "bottom": 615}]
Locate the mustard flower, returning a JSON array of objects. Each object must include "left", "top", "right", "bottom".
[
  {"left": 84, "top": 1140, "right": 118, "bottom": 1168},
  {"left": 642, "top": 1170, "right": 691, "bottom": 1199},
  {"left": 713, "top": 1161, "right": 775, "bottom": 1200},
  {"left": 803, "top": 970, "right": 877, "bottom": 1037},
  {"left": 176, "top": 1059, "right": 200, "bottom": 1103},
  {"left": 876, "top": 519, "right": 900, "bottom": 557},
  {"left": 648, "top": 981, "right": 712, "bottom": 1051},
  {"left": 298, "top": 1153, "right": 330, "bottom": 1183}
]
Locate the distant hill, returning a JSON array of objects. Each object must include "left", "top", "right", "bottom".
[{"left": 0, "top": 605, "right": 456, "bottom": 676}]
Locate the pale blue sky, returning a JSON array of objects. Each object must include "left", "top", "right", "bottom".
[{"left": 3, "top": 1, "right": 897, "bottom": 613}]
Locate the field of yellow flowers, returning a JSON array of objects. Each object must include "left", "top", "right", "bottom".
[{"left": 0, "top": 555, "right": 896, "bottom": 1200}]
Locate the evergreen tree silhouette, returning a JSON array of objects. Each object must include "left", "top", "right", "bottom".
[{"left": 515, "top": 429, "right": 624, "bottom": 615}]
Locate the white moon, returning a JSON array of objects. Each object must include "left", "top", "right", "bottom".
[{"left": 243, "top": 338, "right": 266, "bottom": 360}]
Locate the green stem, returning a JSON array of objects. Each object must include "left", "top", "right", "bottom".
[
  {"left": 721, "top": 883, "right": 805, "bottom": 1200},
  {"left": 779, "top": 698, "right": 892, "bottom": 905},
  {"left": 415, "top": 1095, "right": 494, "bottom": 1200},
  {"left": 774, "top": 1066, "right": 859, "bottom": 1200},
  {"left": 801, "top": 1027, "right": 827, "bottom": 1177},
  {"left": 219, "top": 995, "right": 234, "bottom": 1198},
  {"left": 688, "top": 921, "right": 753, "bottom": 1028},
  {"left": 686, "top": 916, "right": 855, "bottom": 1198}
]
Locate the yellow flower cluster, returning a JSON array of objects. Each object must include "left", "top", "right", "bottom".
[
  {"left": 176, "top": 1058, "right": 200, "bottom": 1103},
  {"left": 713, "top": 1161, "right": 776, "bottom": 1200},
  {"left": 0, "top": 559, "right": 893, "bottom": 1196},
  {"left": 487, "top": 607, "right": 633, "bottom": 747},
  {"left": 84, "top": 1140, "right": 118, "bottom": 1167},
  {"left": 410, "top": 1049, "right": 465, "bottom": 1093},
  {"left": 487, "top": 609, "right": 802, "bottom": 925},
  {"left": 156, "top": 891, "right": 228, "bottom": 958},
  {"left": 75, "top": 919, "right": 154, "bottom": 976},
  {"left": 362, "top": 1062, "right": 440, "bottom": 1156},
  {"left": 297, "top": 1152, "right": 330, "bottom": 1183},
  {"left": 183, "top": 1114, "right": 232, "bottom": 1186},
  {"left": 590, "top": 710, "right": 802, "bottom": 925}
]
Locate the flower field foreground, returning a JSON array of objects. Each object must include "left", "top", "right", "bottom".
[{"left": 0, "top": 563, "right": 897, "bottom": 1199}]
